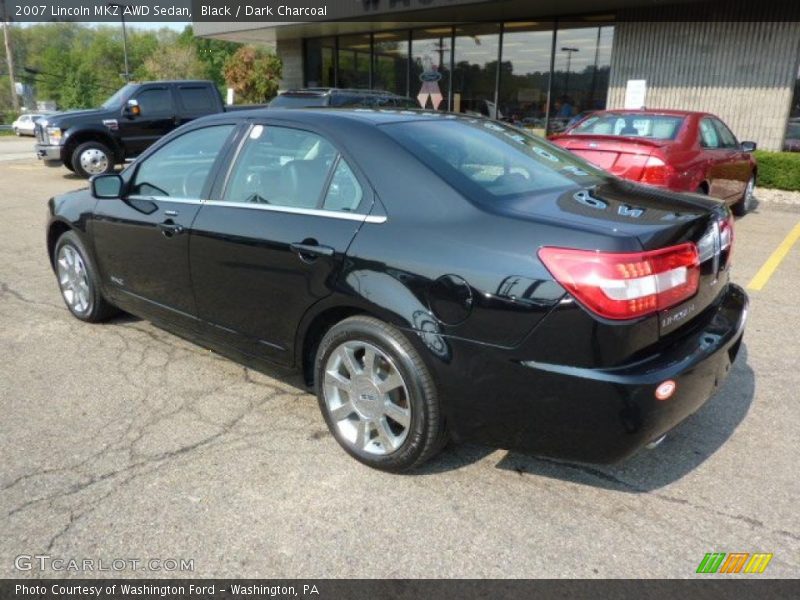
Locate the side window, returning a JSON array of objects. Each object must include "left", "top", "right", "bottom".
[
  {"left": 178, "top": 86, "right": 216, "bottom": 114},
  {"left": 713, "top": 119, "right": 738, "bottom": 148},
  {"left": 131, "top": 125, "right": 235, "bottom": 198},
  {"left": 223, "top": 125, "right": 338, "bottom": 209},
  {"left": 134, "top": 87, "right": 174, "bottom": 116},
  {"left": 699, "top": 118, "right": 720, "bottom": 149},
  {"left": 323, "top": 159, "right": 363, "bottom": 212}
]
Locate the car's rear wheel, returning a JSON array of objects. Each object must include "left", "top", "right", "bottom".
[
  {"left": 732, "top": 175, "right": 756, "bottom": 216},
  {"left": 314, "top": 316, "right": 447, "bottom": 472},
  {"left": 71, "top": 141, "right": 114, "bottom": 179},
  {"left": 54, "top": 231, "right": 118, "bottom": 322}
]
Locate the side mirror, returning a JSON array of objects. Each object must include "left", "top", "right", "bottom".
[
  {"left": 741, "top": 141, "right": 757, "bottom": 152},
  {"left": 91, "top": 173, "right": 123, "bottom": 199},
  {"left": 124, "top": 98, "right": 141, "bottom": 118}
]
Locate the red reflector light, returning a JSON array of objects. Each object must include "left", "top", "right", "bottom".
[
  {"left": 538, "top": 243, "right": 700, "bottom": 320},
  {"left": 655, "top": 380, "right": 677, "bottom": 401}
]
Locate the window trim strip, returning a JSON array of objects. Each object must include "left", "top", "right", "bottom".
[{"left": 126, "top": 195, "right": 387, "bottom": 224}]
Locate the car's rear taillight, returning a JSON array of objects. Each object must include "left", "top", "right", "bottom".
[
  {"left": 538, "top": 244, "right": 700, "bottom": 320},
  {"left": 640, "top": 155, "right": 675, "bottom": 186},
  {"left": 720, "top": 213, "right": 734, "bottom": 265}
]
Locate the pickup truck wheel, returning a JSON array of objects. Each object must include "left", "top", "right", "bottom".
[
  {"left": 315, "top": 316, "right": 448, "bottom": 472},
  {"left": 71, "top": 141, "right": 114, "bottom": 178}
]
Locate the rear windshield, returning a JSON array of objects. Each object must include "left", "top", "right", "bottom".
[
  {"left": 269, "top": 94, "right": 328, "bottom": 108},
  {"left": 570, "top": 113, "right": 685, "bottom": 140},
  {"left": 383, "top": 117, "right": 607, "bottom": 201}
]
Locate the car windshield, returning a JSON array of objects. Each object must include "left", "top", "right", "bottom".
[
  {"left": 383, "top": 117, "right": 607, "bottom": 202},
  {"left": 101, "top": 84, "right": 137, "bottom": 109},
  {"left": 269, "top": 94, "right": 328, "bottom": 108},
  {"left": 570, "top": 113, "right": 685, "bottom": 140}
]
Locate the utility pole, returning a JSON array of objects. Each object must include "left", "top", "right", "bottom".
[
  {"left": 561, "top": 47, "right": 579, "bottom": 99},
  {"left": 1, "top": 0, "right": 20, "bottom": 112},
  {"left": 107, "top": 3, "right": 131, "bottom": 81}
]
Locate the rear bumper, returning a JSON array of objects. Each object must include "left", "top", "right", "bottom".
[
  {"left": 35, "top": 144, "right": 64, "bottom": 164},
  {"left": 430, "top": 283, "right": 748, "bottom": 463}
]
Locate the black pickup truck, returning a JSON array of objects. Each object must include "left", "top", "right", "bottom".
[{"left": 36, "top": 80, "right": 234, "bottom": 178}]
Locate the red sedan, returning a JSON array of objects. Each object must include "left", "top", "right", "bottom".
[{"left": 551, "top": 110, "right": 757, "bottom": 215}]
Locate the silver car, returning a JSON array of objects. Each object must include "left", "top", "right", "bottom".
[{"left": 12, "top": 113, "right": 51, "bottom": 137}]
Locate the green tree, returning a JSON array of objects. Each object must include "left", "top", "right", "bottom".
[
  {"left": 140, "top": 43, "right": 206, "bottom": 81},
  {"left": 178, "top": 25, "right": 239, "bottom": 90},
  {"left": 223, "top": 45, "right": 282, "bottom": 104}
]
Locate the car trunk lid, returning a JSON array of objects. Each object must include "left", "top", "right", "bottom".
[
  {"left": 494, "top": 179, "right": 731, "bottom": 337},
  {"left": 552, "top": 135, "right": 671, "bottom": 181}
]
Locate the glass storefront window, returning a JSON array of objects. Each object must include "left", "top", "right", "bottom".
[
  {"left": 411, "top": 28, "right": 453, "bottom": 110},
  {"left": 373, "top": 31, "right": 410, "bottom": 97},
  {"left": 304, "top": 37, "right": 336, "bottom": 88},
  {"left": 497, "top": 21, "right": 555, "bottom": 131},
  {"left": 785, "top": 65, "right": 800, "bottom": 151},
  {"left": 338, "top": 34, "right": 371, "bottom": 88},
  {"left": 551, "top": 22, "right": 615, "bottom": 132},
  {"left": 301, "top": 19, "right": 615, "bottom": 123},
  {"left": 452, "top": 24, "right": 501, "bottom": 118}
]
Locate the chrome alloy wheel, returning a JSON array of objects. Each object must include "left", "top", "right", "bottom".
[
  {"left": 744, "top": 177, "right": 756, "bottom": 211},
  {"left": 57, "top": 245, "right": 92, "bottom": 315},
  {"left": 323, "top": 341, "right": 411, "bottom": 455},
  {"left": 79, "top": 147, "right": 109, "bottom": 175}
]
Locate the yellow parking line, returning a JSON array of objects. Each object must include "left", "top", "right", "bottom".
[{"left": 747, "top": 221, "right": 800, "bottom": 291}]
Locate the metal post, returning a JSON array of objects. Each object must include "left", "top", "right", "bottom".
[
  {"left": 544, "top": 20, "right": 557, "bottom": 135},
  {"left": 1, "top": 0, "right": 20, "bottom": 112}
]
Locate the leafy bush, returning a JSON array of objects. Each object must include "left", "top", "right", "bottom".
[
  {"left": 753, "top": 150, "right": 800, "bottom": 192},
  {"left": 223, "top": 46, "right": 282, "bottom": 104}
]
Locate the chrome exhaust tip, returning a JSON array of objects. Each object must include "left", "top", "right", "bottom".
[{"left": 646, "top": 435, "right": 666, "bottom": 450}]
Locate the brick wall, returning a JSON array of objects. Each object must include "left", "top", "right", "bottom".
[
  {"left": 608, "top": 17, "right": 800, "bottom": 151},
  {"left": 276, "top": 38, "right": 304, "bottom": 91}
]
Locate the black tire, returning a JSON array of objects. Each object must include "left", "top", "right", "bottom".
[
  {"left": 314, "top": 315, "right": 448, "bottom": 472},
  {"left": 732, "top": 175, "right": 756, "bottom": 217},
  {"left": 13, "top": 128, "right": 20, "bottom": 136},
  {"left": 53, "top": 231, "right": 118, "bottom": 323},
  {"left": 71, "top": 141, "right": 114, "bottom": 179}
]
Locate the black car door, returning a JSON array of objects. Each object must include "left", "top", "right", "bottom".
[
  {"left": 189, "top": 122, "right": 375, "bottom": 366},
  {"left": 92, "top": 123, "right": 239, "bottom": 329},
  {"left": 118, "top": 85, "right": 179, "bottom": 156}
]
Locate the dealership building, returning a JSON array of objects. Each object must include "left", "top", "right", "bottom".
[{"left": 195, "top": 0, "right": 800, "bottom": 150}]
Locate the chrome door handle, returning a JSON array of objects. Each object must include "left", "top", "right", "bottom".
[{"left": 290, "top": 242, "right": 334, "bottom": 258}]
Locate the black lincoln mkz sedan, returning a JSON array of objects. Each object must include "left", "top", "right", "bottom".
[{"left": 46, "top": 108, "right": 748, "bottom": 472}]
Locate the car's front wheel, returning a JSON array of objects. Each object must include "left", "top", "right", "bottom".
[
  {"left": 315, "top": 316, "right": 447, "bottom": 472},
  {"left": 54, "top": 231, "right": 118, "bottom": 322},
  {"left": 733, "top": 175, "right": 756, "bottom": 216},
  {"left": 71, "top": 141, "right": 114, "bottom": 178},
  {"left": 13, "top": 127, "right": 19, "bottom": 136}
]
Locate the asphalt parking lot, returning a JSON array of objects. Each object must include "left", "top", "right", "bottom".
[{"left": 1, "top": 142, "right": 798, "bottom": 578}]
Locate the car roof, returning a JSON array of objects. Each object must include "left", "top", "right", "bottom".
[
  {"left": 280, "top": 88, "right": 406, "bottom": 97},
  {"left": 588, "top": 109, "right": 710, "bottom": 118},
  {"left": 205, "top": 107, "right": 459, "bottom": 126},
  {"left": 130, "top": 80, "right": 214, "bottom": 86}
]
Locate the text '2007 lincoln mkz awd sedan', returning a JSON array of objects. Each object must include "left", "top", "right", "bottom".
[{"left": 46, "top": 109, "right": 748, "bottom": 472}]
